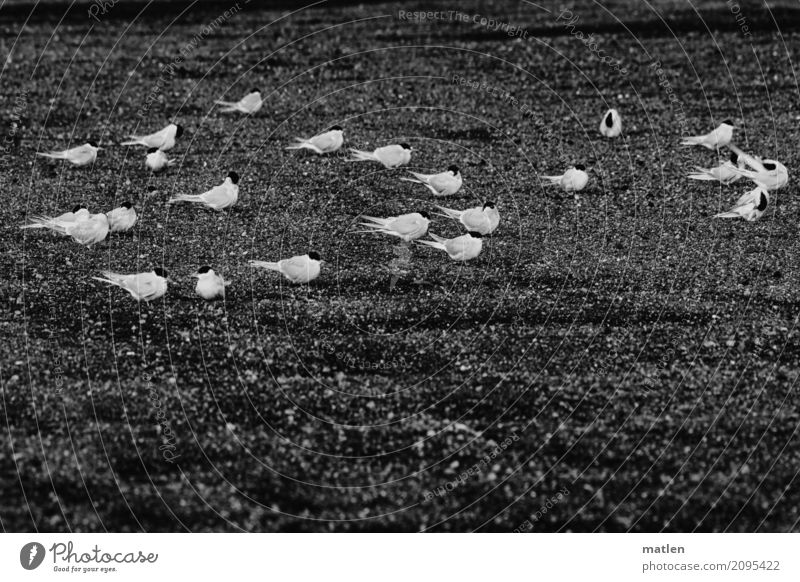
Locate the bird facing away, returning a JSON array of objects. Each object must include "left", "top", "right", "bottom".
[
  {"left": 401, "top": 165, "right": 462, "bottom": 196},
  {"left": 286, "top": 125, "right": 344, "bottom": 154},
  {"left": 714, "top": 187, "right": 769, "bottom": 221},
  {"left": 417, "top": 231, "right": 483, "bottom": 261},
  {"left": 688, "top": 151, "right": 744, "bottom": 184},
  {"left": 249, "top": 252, "right": 322, "bottom": 284},
  {"left": 542, "top": 165, "right": 589, "bottom": 192},
  {"left": 193, "top": 266, "right": 230, "bottom": 300},
  {"left": 436, "top": 201, "right": 499, "bottom": 235},
  {"left": 215, "top": 89, "right": 263, "bottom": 114},
  {"left": 599, "top": 109, "right": 622, "bottom": 138},
  {"left": 358, "top": 211, "right": 431, "bottom": 242},
  {"left": 37, "top": 141, "right": 100, "bottom": 166},
  {"left": 145, "top": 148, "right": 176, "bottom": 172},
  {"left": 106, "top": 202, "right": 137, "bottom": 233},
  {"left": 21, "top": 205, "right": 88, "bottom": 230},
  {"left": 122, "top": 123, "right": 183, "bottom": 151},
  {"left": 169, "top": 171, "right": 239, "bottom": 210},
  {"left": 93, "top": 268, "right": 169, "bottom": 301},
  {"left": 680, "top": 120, "right": 734, "bottom": 149},
  {"left": 348, "top": 143, "right": 412, "bottom": 168},
  {"left": 22, "top": 208, "right": 108, "bottom": 246}
]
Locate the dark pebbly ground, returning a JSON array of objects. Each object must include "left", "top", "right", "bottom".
[{"left": 1, "top": 0, "right": 800, "bottom": 532}]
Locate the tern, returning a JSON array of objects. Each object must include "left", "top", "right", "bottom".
[
  {"left": 542, "top": 165, "right": 589, "bottom": 192},
  {"left": 348, "top": 143, "right": 412, "bottom": 168},
  {"left": 249, "top": 252, "right": 322, "bottom": 284},
  {"left": 599, "top": 109, "right": 622, "bottom": 138},
  {"left": 688, "top": 152, "right": 744, "bottom": 184},
  {"left": 714, "top": 187, "right": 769, "bottom": 221},
  {"left": 93, "top": 268, "right": 169, "bottom": 301},
  {"left": 106, "top": 202, "right": 137, "bottom": 232},
  {"left": 286, "top": 125, "right": 344, "bottom": 155},
  {"left": 37, "top": 141, "right": 100, "bottom": 166},
  {"left": 401, "top": 165, "right": 462, "bottom": 196},
  {"left": 435, "top": 201, "right": 499, "bottom": 235},
  {"left": 145, "top": 148, "right": 176, "bottom": 172},
  {"left": 680, "top": 120, "right": 734, "bottom": 149},
  {"left": 417, "top": 231, "right": 483, "bottom": 261},
  {"left": 358, "top": 211, "right": 431, "bottom": 242},
  {"left": 122, "top": 123, "right": 183, "bottom": 151},
  {"left": 193, "top": 266, "right": 230, "bottom": 299},
  {"left": 215, "top": 89, "right": 263, "bottom": 114},
  {"left": 169, "top": 171, "right": 239, "bottom": 210}
]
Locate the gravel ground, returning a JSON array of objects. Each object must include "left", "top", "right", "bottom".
[{"left": 2, "top": 0, "right": 800, "bottom": 532}]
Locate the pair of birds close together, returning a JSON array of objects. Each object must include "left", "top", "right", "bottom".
[
  {"left": 22, "top": 203, "right": 137, "bottom": 245},
  {"left": 681, "top": 119, "right": 788, "bottom": 221}
]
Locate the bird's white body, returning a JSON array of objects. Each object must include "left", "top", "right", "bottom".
[
  {"left": 23, "top": 209, "right": 108, "bottom": 246},
  {"left": 349, "top": 144, "right": 412, "bottom": 168},
  {"left": 216, "top": 90, "right": 263, "bottom": 114},
  {"left": 731, "top": 159, "right": 788, "bottom": 191},
  {"left": 249, "top": 254, "right": 321, "bottom": 284},
  {"left": 37, "top": 143, "right": 99, "bottom": 166},
  {"left": 169, "top": 176, "right": 239, "bottom": 210},
  {"left": 436, "top": 204, "right": 499, "bottom": 235},
  {"left": 194, "top": 269, "right": 230, "bottom": 300},
  {"left": 688, "top": 157, "right": 744, "bottom": 184},
  {"left": 287, "top": 128, "right": 344, "bottom": 154},
  {"left": 401, "top": 168, "right": 462, "bottom": 196},
  {"left": 681, "top": 122, "right": 734, "bottom": 149},
  {"left": 543, "top": 167, "right": 589, "bottom": 192},
  {"left": 359, "top": 212, "right": 430, "bottom": 242},
  {"left": 106, "top": 205, "right": 137, "bottom": 232},
  {"left": 714, "top": 187, "right": 769, "bottom": 221},
  {"left": 599, "top": 109, "right": 622, "bottom": 138},
  {"left": 93, "top": 270, "right": 168, "bottom": 301},
  {"left": 122, "top": 123, "right": 181, "bottom": 151},
  {"left": 418, "top": 232, "right": 483, "bottom": 262},
  {"left": 145, "top": 149, "right": 175, "bottom": 172}
]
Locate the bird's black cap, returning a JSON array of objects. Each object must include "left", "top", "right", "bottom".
[
  {"left": 228, "top": 171, "right": 240, "bottom": 184},
  {"left": 419, "top": 210, "right": 431, "bottom": 219},
  {"left": 604, "top": 111, "right": 614, "bottom": 128},
  {"left": 308, "top": 251, "right": 322, "bottom": 261},
  {"left": 763, "top": 161, "right": 776, "bottom": 171},
  {"left": 575, "top": 163, "right": 586, "bottom": 171},
  {"left": 329, "top": 125, "right": 343, "bottom": 131},
  {"left": 729, "top": 151, "right": 738, "bottom": 164},
  {"left": 400, "top": 143, "right": 412, "bottom": 150},
  {"left": 121, "top": 201, "right": 133, "bottom": 209},
  {"left": 757, "top": 192, "right": 769, "bottom": 211},
  {"left": 468, "top": 231, "right": 483, "bottom": 239},
  {"left": 175, "top": 124, "right": 184, "bottom": 137},
  {"left": 483, "top": 201, "right": 496, "bottom": 209},
  {"left": 448, "top": 165, "right": 459, "bottom": 174},
  {"left": 197, "top": 265, "right": 212, "bottom": 274},
  {"left": 721, "top": 118, "right": 734, "bottom": 126},
  {"left": 250, "top": 88, "right": 260, "bottom": 93},
  {"left": 147, "top": 147, "right": 159, "bottom": 154},
  {"left": 154, "top": 267, "right": 168, "bottom": 277},
  {"left": 88, "top": 140, "right": 98, "bottom": 147},
  {"left": 72, "top": 204, "right": 87, "bottom": 213}
]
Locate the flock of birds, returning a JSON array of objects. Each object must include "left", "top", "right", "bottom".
[{"left": 21, "top": 90, "right": 789, "bottom": 303}]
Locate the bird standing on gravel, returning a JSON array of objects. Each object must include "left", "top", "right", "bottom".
[
  {"left": 36, "top": 141, "right": 100, "bottom": 166},
  {"left": 122, "top": 122, "right": 183, "bottom": 151},
  {"left": 21, "top": 205, "right": 88, "bottom": 230},
  {"left": 714, "top": 186, "right": 769, "bottom": 221},
  {"left": 349, "top": 143, "right": 412, "bottom": 168},
  {"left": 215, "top": 89, "right": 263, "bottom": 114},
  {"left": 418, "top": 231, "right": 483, "bottom": 262},
  {"left": 169, "top": 171, "right": 239, "bottom": 210},
  {"left": 145, "top": 148, "right": 175, "bottom": 172},
  {"left": 680, "top": 120, "right": 734, "bottom": 149},
  {"left": 22, "top": 209, "right": 108, "bottom": 246},
  {"left": 93, "top": 268, "right": 169, "bottom": 301},
  {"left": 687, "top": 152, "right": 744, "bottom": 184},
  {"left": 106, "top": 202, "right": 137, "bottom": 232},
  {"left": 401, "top": 165, "right": 462, "bottom": 196},
  {"left": 358, "top": 211, "right": 430, "bottom": 242},
  {"left": 193, "top": 266, "right": 230, "bottom": 299},
  {"left": 599, "top": 109, "right": 622, "bottom": 138},
  {"left": 249, "top": 252, "right": 322, "bottom": 284},
  {"left": 286, "top": 126, "right": 344, "bottom": 154},
  {"left": 542, "top": 165, "right": 589, "bottom": 192},
  {"left": 436, "top": 201, "right": 499, "bottom": 235}
]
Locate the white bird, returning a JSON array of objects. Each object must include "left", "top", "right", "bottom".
[
  {"left": 714, "top": 187, "right": 769, "bottom": 221},
  {"left": 22, "top": 209, "right": 108, "bottom": 246},
  {"left": 36, "top": 141, "right": 100, "bottom": 167},
  {"left": 417, "top": 231, "right": 483, "bottom": 262},
  {"left": 680, "top": 120, "right": 734, "bottom": 149},
  {"left": 193, "top": 266, "right": 230, "bottom": 300},
  {"left": 286, "top": 125, "right": 344, "bottom": 155},
  {"left": 169, "top": 171, "right": 239, "bottom": 210},
  {"left": 358, "top": 211, "right": 431, "bottom": 242},
  {"left": 249, "top": 252, "right": 322, "bottom": 284},
  {"left": 93, "top": 268, "right": 169, "bottom": 301},
  {"left": 21, "top": 205, "right": 89, "bottom": 230},
  {"left": 122, "top": 123, "right": 183, "bottom": 151},
  {"left": 348, "top": 143, "right": 412, "bottom": 168},
  {"left": 688, "top": 152, "right": 744, "bottom": 184},
  {"left": 542, "top": 165, "right": 589, "bottom": 192},
  {"left": 106, "top": 202, "right": 137, "bottom": 232},
  {"left": 401, "top": 165, "right": 462, "bottom": 196},
  {"left": 599, "top": 109, "right": 622, "bottom": 138},
  {"left": 436, "top": 201, "right": 499, "bottom": 235},
  {"left": 215, "top": 88, "right": 263, "bottom": 114},
  {"left": 730, "top": 158, "right": 788, "bottom": 191},
  {"left": 145, "top": 147, "right": 175, "bottom": 172}
]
